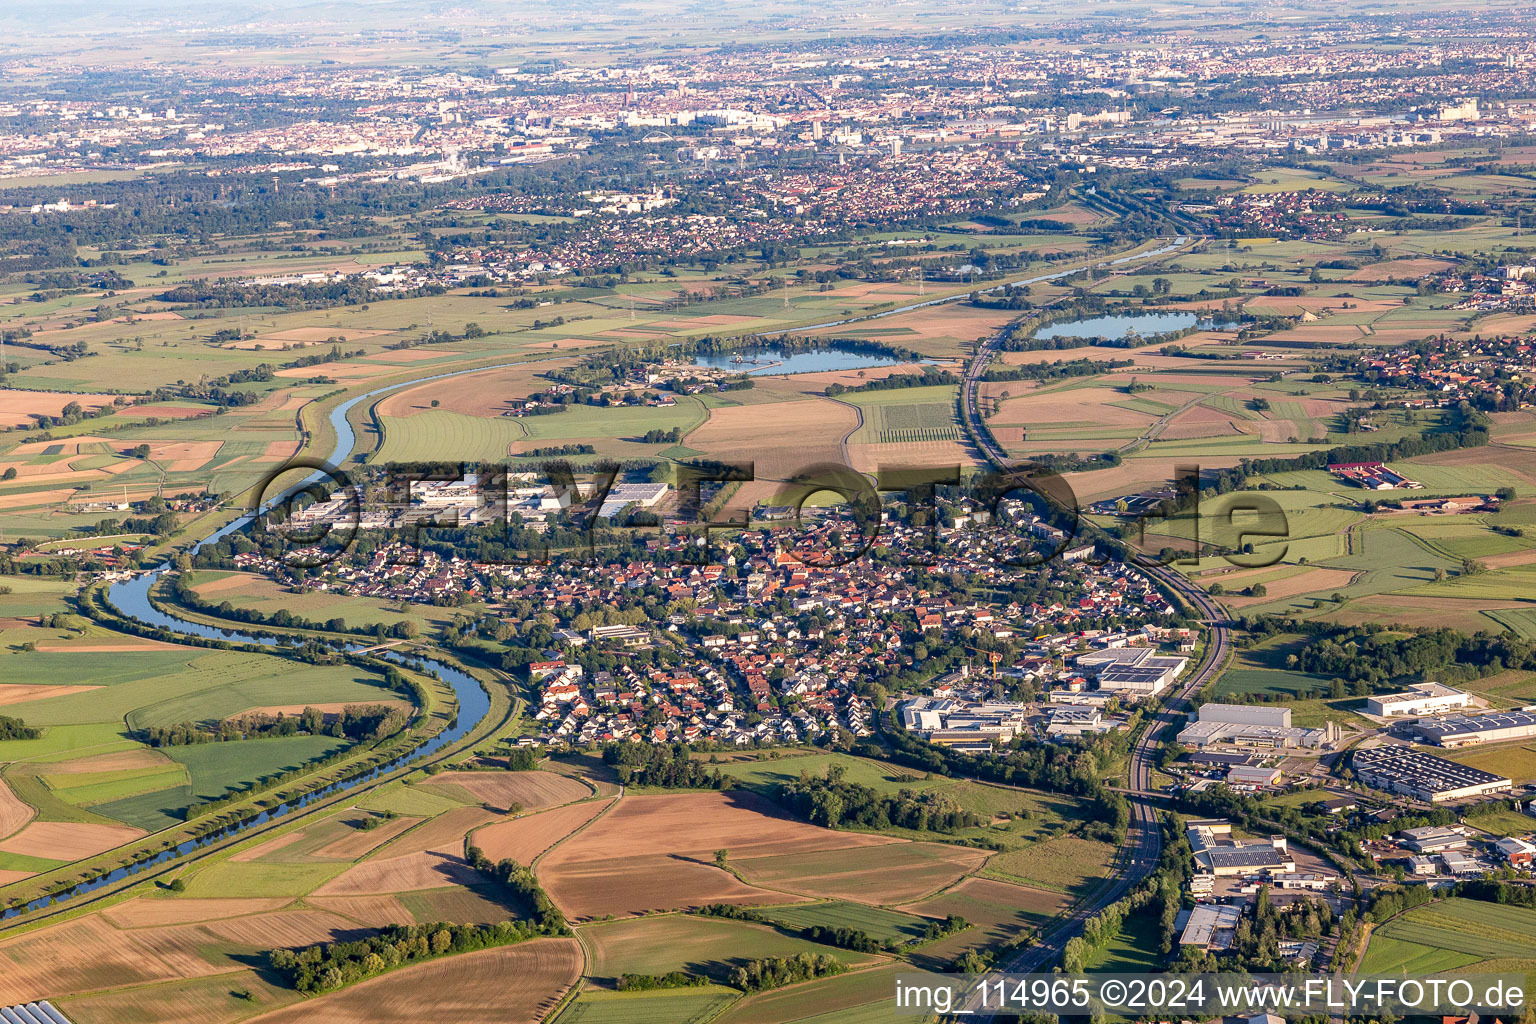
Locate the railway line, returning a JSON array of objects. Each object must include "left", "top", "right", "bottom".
[{"left": 959, "top": 287, "right": 1231, "bottom": 987}]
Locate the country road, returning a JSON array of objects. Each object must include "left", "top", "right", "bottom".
[{"left": 958, "top": 275, "right": 1232, "bottom": 993}]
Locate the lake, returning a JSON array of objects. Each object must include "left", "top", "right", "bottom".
[
  {"left": 1033, "top": 311, "right": 1231, "bottom": 342},
  {"left": 689, "top": 346, "right": 911, "bottom": 376}
]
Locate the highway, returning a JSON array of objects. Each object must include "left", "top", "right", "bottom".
[{"left": 958, "top": 277, "right": 1232, "bottom": 988}]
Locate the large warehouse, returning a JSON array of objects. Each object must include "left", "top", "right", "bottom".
[
  {"left": 1076, "top": 647, "right": 1188, "bottom": 696},
  {"left": 1365, "top": 682, "right": 1472, "bottom": 718},
  {"left": 1176, "top": 702, "right": 1339, "bottom": 751},
  {"left": 1413, "top": 710, "right": 1536, "bottom": 748},
  {"left": 1352, "top": 747, "right": 1511, "bottom": 803}
]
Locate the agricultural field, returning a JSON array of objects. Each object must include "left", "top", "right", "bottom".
[
  {"left": 554, "top": 987, "right": 741, "bottom": 1024},
  {"left": 1359, "top": 899, "right": 1536, "bottom": 975},
  {"left": 0, "top": 645, "right": 413, "bottom": 845},
  {"left": 10, "top": 24, "right": 1536, "bottom": 1017},
  {"left": 581, "top": 914, "right": 880, "bottom": 986},
  {"left": 536, "top": 790, "right": 899, "bottom": 919}
]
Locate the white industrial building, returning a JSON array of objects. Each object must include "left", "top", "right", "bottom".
[
  {"left": 1227, "top": 764, "right": 1282, "bottom": 787},
  {"left": 1353, "top": 747, "right": 1511, "bottom": 803},
  {"left": 597, "top": 481, "right": 671, "bottom": 520},
  {"left": 1199, "top": 704, "right": 1292, "bottom": 728},
  {"left": 1178, "top": 903, "right": 1243, "bottom": 950},
  {"left": 1177, "top": 703, "right": 1340, "bottom": 751},
  {"left": 1413, "top": 710, "right": 1536, "bottom": 748},
  {"left": 899, "top": 697, "right": 1027, "bottom": 747},
  {"left": 1399, "top": 826, "right": 1467, "bottom": 853},
  {"left": 1076, "top": 647, "right": 1188, "bottom": 696},
  {"left": 1188, "top": 819, "right": 1296, "bottom": 876},
  {"left": 1365, "top": 682, "right": 1472, "bottom": 718},
  {"left": 1044, "top": 706, "right": 1116, "bottom": 739}
]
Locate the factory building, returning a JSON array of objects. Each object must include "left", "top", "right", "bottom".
[
  {"left": 1076, "top": 647, "right": 1188, "bottom": 696},
  {"left": 1177, "top": 702, "right": 1339, "bottom": 751},
  {"left": 1178, "top": 903, "right": 1243, "bottom": 951},
  {"left": 1413, "top": 709, "right": 1536, "bottom": 748},
  {"left": 1187, "top": 820, "right": 1296, "bottom": 876},
  {"left": 1398, "top": 826, "right": 1467, "bottom": 853},
  {"left": 1352, "top": 747, "right": 1511, "bottom": 803},
  {"left": 1497, "top": 837, "right": 1536, "bottom": 867},
  {"left": 1365, "top": 682, "right": 1472, "bottom": 718},
  {"left": 1227, "top": 764, "right": 1282, "bottom": 787},
  {"left": 1198, "top": 704, "right": 1292, "bottom": 728}
]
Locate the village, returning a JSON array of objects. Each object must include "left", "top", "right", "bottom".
[{"left": 219, "top": 476, "right": 1201, "bottom": 754}]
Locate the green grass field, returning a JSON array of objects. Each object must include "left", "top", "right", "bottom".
[
  {"left": 1084, "top": 905, "right": 1164, "bottom": 972},
  {"left": 1442, "top": 743, "right": 1536, "bottom": 786},
  {"left": 754, "top": 902, "right": 934, "bottom": 944},
  {"left": 584, "top": 915, "right": 875, "bottom": 983},
  {"left": 980, "top": 834, "right": 1116, "bottom": 896},
  {"left": 553, "top": 987, "right": 740, "bottom": 1024},
  {"left": 1360, "top": 899, "right": 1536, "bottom": 973}
]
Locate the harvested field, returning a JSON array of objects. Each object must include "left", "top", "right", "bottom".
[
  {"left": 420, "top": 770, "right": 590, "bottom": 812},
  {"left": 230, "top": 831, "right": 309, "bottom": 863},
  {"left": 545, "top": 855, "right": 803, "bottom": 921},
  {"left": 734, "top": 841, "right": 986, "bottom": 903},
  {"left": 1348, "top": 258, "right": 1454, "bottom": 281},
  {"left": 30, "top": 639, "right": 183, "bottom": 652},
  {"left": 1159, "top": 413, "right": 1244, "bottom": 441},
  {"left": 1221, "top": 567, "right": 1357, "bottom": 606},
  {"left": 539, "top": 791, "right": 893, "bottom": 919},
  {"left": 245, "top": 938, "right": 582, "bottom": 1024},
  {"left": 311, "top": 847, "right": 481, "bottom": 896},
  {"left": 41, "top": 750, "right": 171, "bottom": 774},
  {"left": 768, "top": 362, "right": 935, "bottom": 396},
  {"left": 0, "top": 684, "right": 100, "bottom": 707},
  {"left": 377, "top": 360, "right": 571, "bottom": 419},
  {"left": 201, "top": 908, "right": 365, "bottom": 948},
  {"left": 102, "top": 897, "right": 290, "bottom": 928},
  {"left": 120, "top": 404, "right": 210, "bottom": 419},
  {"left": 312, "top": 807, "right": 494, "bottom": 896},
  {"left": 372, "top": 806, "right": 496, "bottom": 858},
  {"left": 809, "top": 304, "right": 1015, "bottom": 354},
  {"left": 846, "top": 437, "right": 977, "bottom": 474},
  {"left": 688, "top": 398, "right": 855, "bottom": 484},
  {"left": 1063, "top": 454, "right": 1248, "bottom": 502},
  {"left": 0, "top": 820, "right": 145, "bottom": 860},
  {"left": 311, "top": 814, "right": 423, "bottom": 860},
  {"left": 0, "top": 915, "right": 221, "bottom": 1002},
  {"left": 254, "top": 440, "right": 302, "bottom": 463},
  {"left": 0, "top": 869, "right": 32, "bottom": 887},
  {"left": 0, "top": 779, "right": 35, "bottom": 841},
  {"left": 993, "top": 387, "right": 1156, "bottom": 428},
  {"left": 0, "top": 488, "right": 75, "bottom": 510},
  {"left": 274, "top": 362, "right": 394, "bottom": 381},
  {"left": 223, "top": 700, "right": 412, "bottom": 723},
  {"left": 145, "top": 441, "right": 222, "bottom": 472},
  {"left": 471, "top": 798, "right": 613, "bottom": 866},
  {"left": 0, "top": 390, "right": 116, "bottom": 429},
  {"left": 306, "top": 894, "right": 413, "bottom": 928}
]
